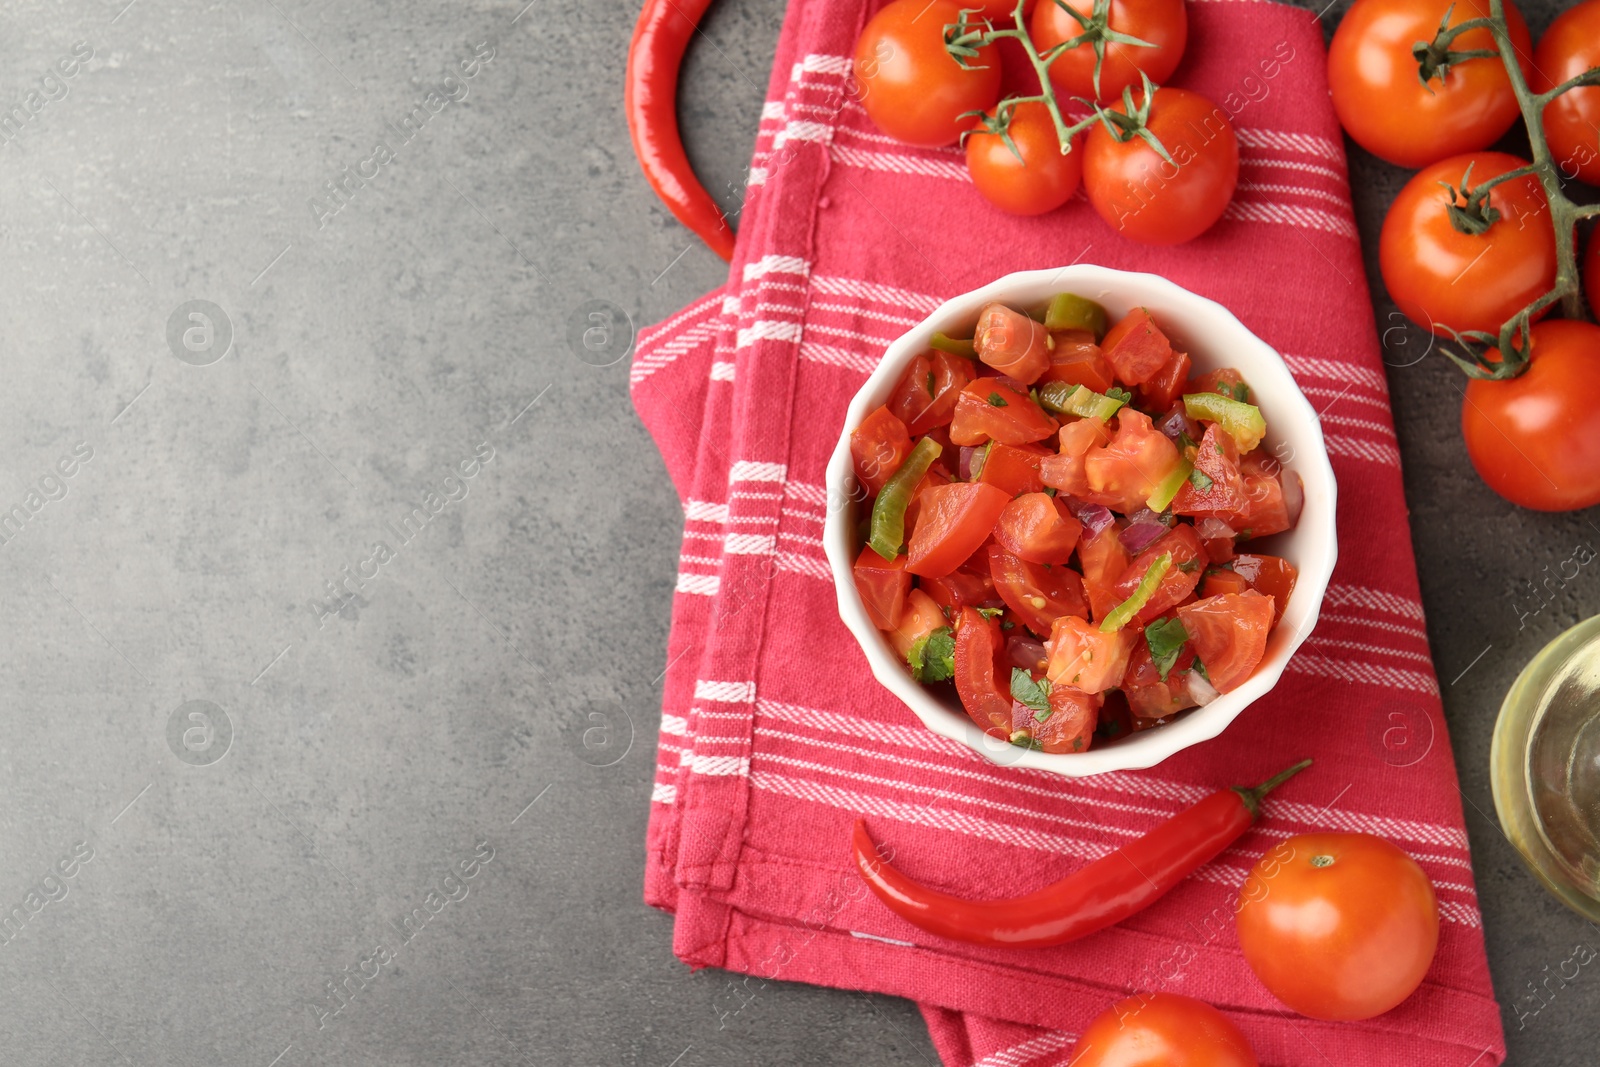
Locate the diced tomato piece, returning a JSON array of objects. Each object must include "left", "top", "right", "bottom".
[
  {"left": 1231, "top": 553, "right": 1298, "bottom": 623},
  {"left": 974, "top": 303, "right": 1051, "bottom": 385},
  {"left": 1040, "top": 329, "right": 1116, "bottom": 392},
  {"left": 1204, "top": 453, "right": 1292, "bottom": 539},
  {"left": 1039, "top": 417, "right": 1111, "bottom": 497},
  {"left": 888, "top": 589, "right": 947, "bottom": 660},
  {"left": 953, "top": 607, "right": 1012, "bottom": 735},
  {"left": 1200, "top": 567, "right": 1251, "bottom": 598},
  {"left": 949, "top": 380, "right": 1057, "bottom": 446},
  {"left": 1101, "top": 308, "right": 1174, "bottom": 386},
  {"left": 1187, "top": 367, "right": 1252, "bottom": 403},
  {"left": 854, "top": 545, "right": 911, "bottom": 629},
  {"left": 1027, "top": 682, "right": 1098, "bottom": 753},
  {"left": 1138, "top": 349, "right": 1192, "bottom": 412},
  {"left": 907, "top": 481, "right": 1012, "bottom": 579},
  {"left": 1077, "top": 520, "right": 1131, "bottom": 622},
  {"left": 902, "top": 462, "right": 952, "bottom": 538},
  {"left": 889, "top": 352, "right": 975, "bottom": 436},
  {"left": 1122, "top": 636, "right": 1199, "bottom": 719},
  {"left": 1080, "top": 409, "right": 1185, "bottom": 514},
  {"left": 1110, "top": 524, "right": 1208, "bottom": 625},
  {"left": 989, "top": 544, "right": 1090, "bottom": 636},
  {"left": 850, "top": 405, "right": 912, "bottom": 495},
  {"left": 977, "top": 441, "right": 1049, "bottom": 496},
  {"left": 994, "top": 492, "right": 1083, "bottom": 564},
  {"left": 1176, "top": 590, "right": 1274, "bottom": 693},
  {"left": 923, "top": 569, "right": 999, "bottom": 611},
  {"left": 1046, "top": 615, "right": 1136, "bottom": 694},
  {"left": 1172, "top": 423, "right": 1247, "bottom": 515}
]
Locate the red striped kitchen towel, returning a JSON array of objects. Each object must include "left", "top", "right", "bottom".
[{"left": 629, "top": 0, "right": 1506, "bottom": 1063}]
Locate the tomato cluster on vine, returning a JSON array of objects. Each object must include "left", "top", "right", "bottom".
[{"left": 851, "top": 0, "right": 1237, "bottom": 244}]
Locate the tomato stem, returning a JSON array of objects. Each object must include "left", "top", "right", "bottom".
[{"left": 1438, "top": 0, "right": 1597, "bottom": 379}]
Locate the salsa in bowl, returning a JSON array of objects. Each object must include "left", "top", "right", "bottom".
[{"left": 823, "top": 266, "right": 1337, "bottom": 777}]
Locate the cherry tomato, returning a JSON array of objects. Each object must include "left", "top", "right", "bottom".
[
  {"left": 1041, "top": 329, "right": 1115, "bottom": 391},
  {"left": 889, "top": 351, "right": 975, "bottom": 435},
  {"left": 989, "top": 544, "right": 1090, "bottom": 636},
  {"left": 1045, "top": 615, "right": 1135, "bottom": 693},
  {"left": 1327, "top": 0, "right": 1532, "bottom": 168},
  {"left": 952, "top": 606, "right": 1012, "bottom": 733},
  {"left": 851, "top": 405, "right": 912, "bottom": 494},
  {"left": 965, "top": 0, "right": 1038, "bottom": 19},
  {"left": 1083, "top": 88, "right": 1238, "bottom": 246},
  {"left": 1101, "top": 307, "right": 1174, "bottom": 385},
  {"left": 1068, "top": 992, "right": 1256, "bottom": 1067},
  {"left": 1534, "top": 0, "right": 1600, "bottom": 186},
  {"left": 854, "top": 0, "right": 1003, "bottom": 148},
  {"left": 976, "top": 441, "right": 1049, "bottom": 496},
  {"left": 1111, "top": 523, "right": 1206, "bottom": 624},
  {"left": 1379, "top": 152, "right": 1556, "bottom": 337},
  {"left": 1031, "top": 0, "right": 1187, "bottom": 103},
  {"left": 1461, "top": 319, "right": 1600, "bottom": 511},
  {"left": 1236, "top": 832, "right": 1439, "bottom": 1021},
  {"left": 975, "top": 302, "right": 1052, "bottom": 383},
  {"left": 907, "top": 481, "right": 1012, "bottom": 578},
  {"left": 1175, "top": 590, "right": 1272, "bottom": 693},
  {"left": 949, "top": 379, "right": 1058, "bottom": 445},
  {"left": 854, "top": 545, "right": 911, "bottom": 629},
  {"left": 994, "top": 492, "right": 1083, "bottom": 564},
  {"left": 966, "top": 101, "right": 1083, "bottom": 216}
]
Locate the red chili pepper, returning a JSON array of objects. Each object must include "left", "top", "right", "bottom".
[
  {"left": 625, "top": 0, "right": 736, "bottom": 262},
  {"left": 852, "top": 759, "right": 1311, "bottom": 948}
]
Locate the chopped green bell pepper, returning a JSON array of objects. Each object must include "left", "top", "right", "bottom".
[
  {"left": 1043, "top": 293, "right": 1109, "bottom": 337},
  {"left": 868, "top": 436, "right": 942, "bottom": 561},
  {"left": 930, "top": 332, "right": 976, "bottom": 357},
  {"left": 1037, "top": 381, "right": 1128, "bottom": 420},
  {"left": 1145, "top": 459, "right": 1193, "bottom": 513},
  {"left": 1183, "top": 392, "right": 1266, "bottom": 452},
  {"left": 1100, "top": 552, "right": 1172, "bottom": 632}
]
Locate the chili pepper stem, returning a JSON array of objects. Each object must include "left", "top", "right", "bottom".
[{"left": 1231, "top": 757, "right": 1312, "bottom": 819}]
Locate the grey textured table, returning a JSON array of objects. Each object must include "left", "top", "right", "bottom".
[{"left": 0, "top": 0, "right": 1591, "bottom": 1064}]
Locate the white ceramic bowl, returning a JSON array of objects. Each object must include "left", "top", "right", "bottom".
[{"left": 823, "top": 265, "right": 1338, "bottom": 777}]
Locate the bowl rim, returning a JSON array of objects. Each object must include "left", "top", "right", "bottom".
[{"left": 822, "top": 264, "right": 1339, "bottom": 778}]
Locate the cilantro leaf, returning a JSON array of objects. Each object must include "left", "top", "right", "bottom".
[
  {"left": 1193, "top": 657, "right": 1210, "bottom": 681},
  {"left": 1010, "top": 668, "right": 1051, "bottom": 720},
  {"left": 1177, "top": 558, "right": 1199, "bottom": 574},
  {"left": 1232, "top": 382, "right": 1251, "bottom": 402},
  {"left": 926, "top": 371, "right": 936, "bottom": 397},
  {"left": 977, "top": 607, "right": 1005, "bottom": 620},
  {"left": 1106, "top": 386, "right": 1133, "bottom": 404},
  {"left": 908, "top": 627, "right": 955, "bottom": 683},
  {"left": 1008, "top": 731, "right": 1045, "bottom": 751},
  {"left": 987, "top": 392, "right": 1009, "bottom": 407},
  {"left": 1188, "top": 468, "right": 1214, "bottom": 492},
  {"left": 1144, "top": 617, "right": 1189, "bottom": 681}
]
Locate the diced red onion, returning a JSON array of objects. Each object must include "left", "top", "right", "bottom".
[
  {"left": 1194, "top": 516, "right": 1236, "bottom": 542},
  {"left": 1282, "top": 469, "right": 1305, "bottom": 530},
  {"left": 1119, "top": 512, "right": 1168, "bottom": 553},
  {"left": 1007, "top": 636, "right": 1049, "bottom": 672},
  {"left": 1156, "top": 408, "right": 1198, "bottom": 441},
  {"left": 959, "top": 445, "right": 982, "bottom": 481},
  {"left": 1187, "top": 671, "right": 1220, "bottom": 706},
  {"left": 1066, "top": 499, "right": 1116, "bottom": 537},
  {"left": 1231, "top": 554, "right": 1262, "bottom": 582}
]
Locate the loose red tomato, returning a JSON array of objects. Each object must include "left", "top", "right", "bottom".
[
  {"left": 1328, "top": 0, "right": 1531, "bottom": 167},
  {"left": 1041, "top": 329, "right": 1116, "bottom": 391},
  {"left": 1236, "top": 833, "right": 1439, "bottom": 1021},
  {"left": 1379, "top": 152, "right": 1556, "bottom": 336},
  {"left": 1175, "top": 590, "right": 1272, "bottom": 693},
  {"left": 966, "top": 101, "right": 1083, "bottom": 217},
  {"left": 1100, "top": 308, "right": 1174, "bottom": 386},
  {"left": 1068, "top": 992, "right": 1257, "bottom": 1067},
  {"left": 964, "top": 0, "right": 1037, "bottom": 19},
  {"left": 1111, "top": 524, "right": 1206, "bottom": 624},
  {"left": 888, "top": 588, "right": 947, "bottom": 659},
  {"left": 989, "top": 544, "right": 1090, "bottom": 635},
  {"left": 1083, "top": 87, "right": 1238, "bottom": 246},
  {"left": 854, "top": 0, "right": 1002, "bottom": 148},
  {"left": 907, "top": 481, "right": 1012, "bottom": 578},
  {"left": 952, "top": 606, "right": 1011, "bottom": 734},
  {"left": 1534, "top": 0, "right": 1600, "bottom": 186},
  {"left": 1461, "top": 319, "right": 1600, "bottom": 510},
  {"left": 1081, "top": 409, "right": 1185, "bottom": 514},
  {"left": 889, "top": 351, "right": 975, "bottom": 435},
  {"left": 976, "top": 441, "right": 1048, "bottom": 496},
  {"left": 1028, "top": 682, "right": 1097, "bottom": 753},
  {"left": 974, "top": 303, "right": 1051, "bottom": 384},
  {"left": 854, "top": 545, "right": 912, "bottom": 629},
  {"left": 1172, "top": 423, "right": 1246, "bottom": 515},
  {"left": 1138, "top": 349, "right": 1191, "bottom": 411},
  {"left": 1045, "top": 615, "right": 1135, "bottom": 693},
  {"left": 994, "top": 492, "right": 1082, "bottom": 564},
  {"left": 1076, "top": 520, "right": 1131, "bottom": 622},
  {"left": 949, "top": 379, "right": 1057, "bottom": 445},
  {"left": 1031, "top": 0, "right": 1187, "bottom": 103},
  {"left": 850, "top": 405, "right": 912, "bottom": 494}
]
